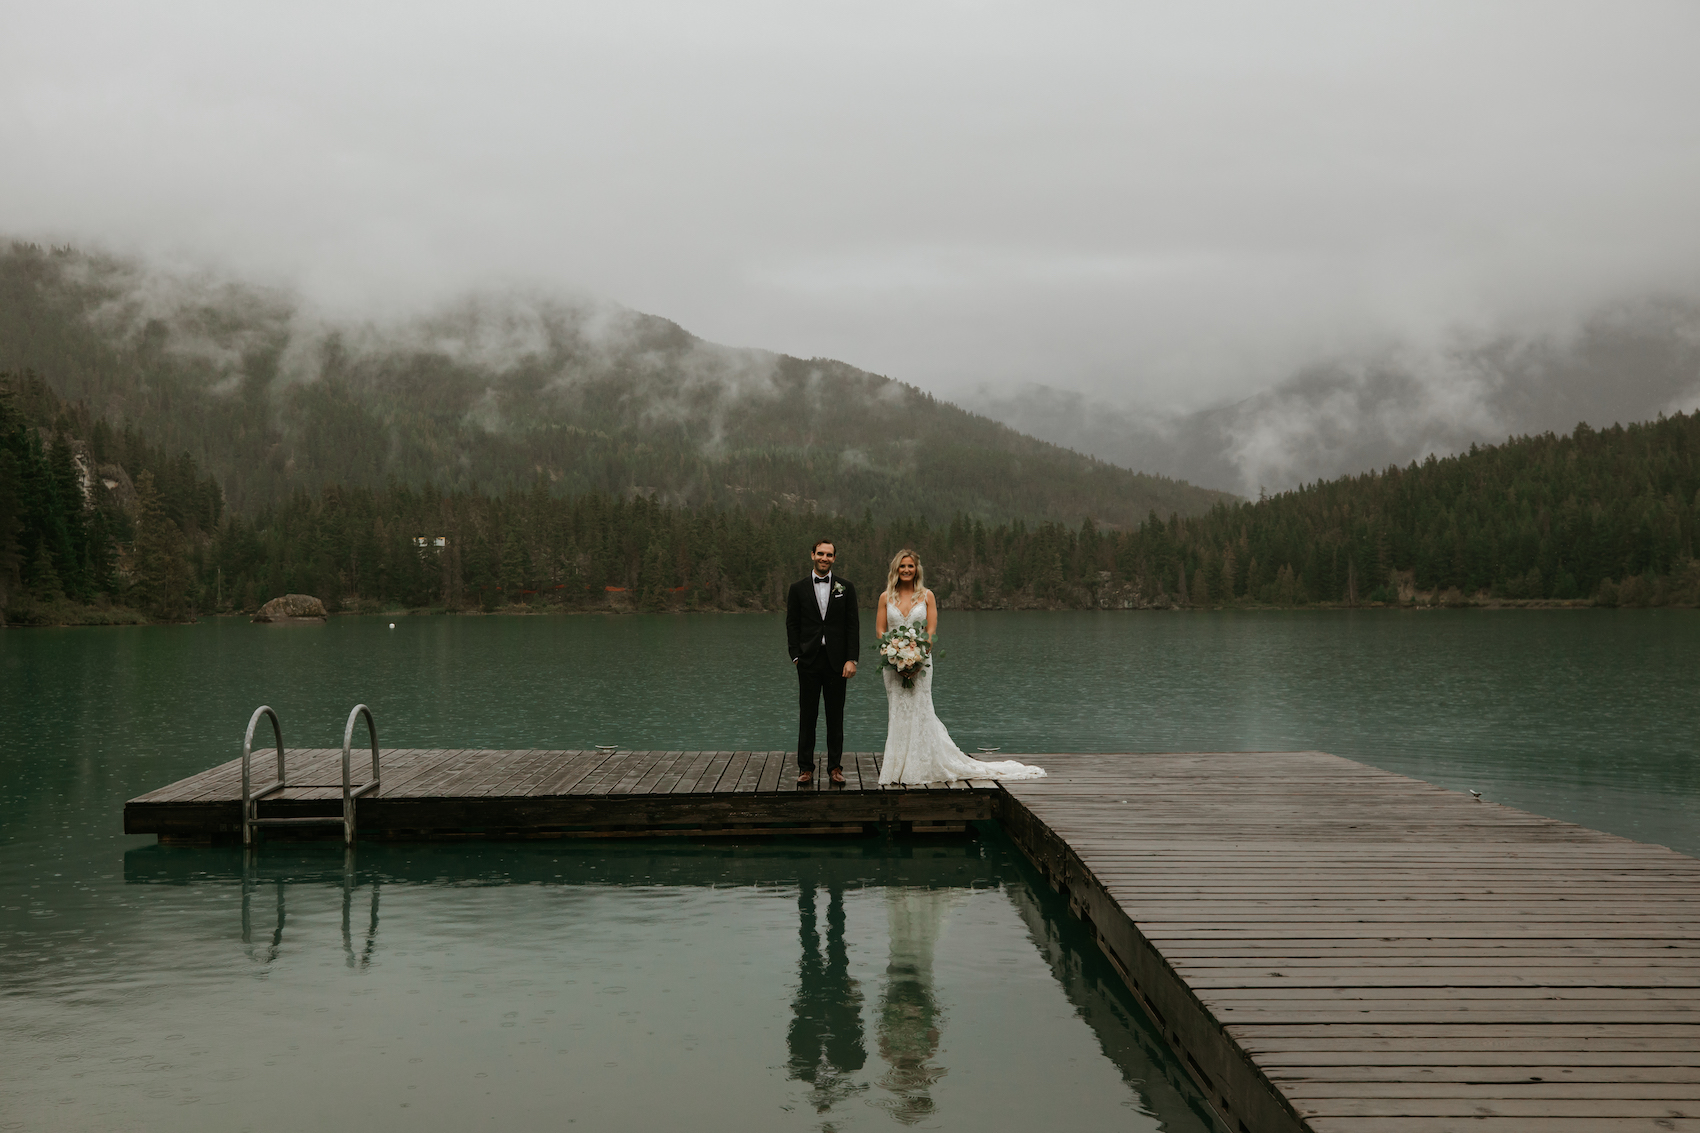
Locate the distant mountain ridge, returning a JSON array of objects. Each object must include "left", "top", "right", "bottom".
[
  {"left": 973, "top": 299, "right": 1700, "bottom": 497},
  {"left": 0, "top": 242, "right": 1235, "bottom": 526}
]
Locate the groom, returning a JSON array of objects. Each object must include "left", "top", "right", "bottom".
[{"left": 786, "top": 539, "right": 859, "bottom": 785}]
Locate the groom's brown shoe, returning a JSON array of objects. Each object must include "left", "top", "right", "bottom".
[
  {"left": 796, "top": 771, "right": 813, "bottom": 784},
  {"left": 829, "top": 768, "right": 846, "bottom": 784}
]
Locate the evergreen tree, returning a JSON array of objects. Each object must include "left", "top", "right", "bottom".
[
  {"left": 46, "top": 430, "right": 91, "bottom": 601},
  {"left": 131, "top": 471, "right": 193, "bottom": 621},
  {"left": 0, "top": 396, "right": 22, "bottom": 609},
  {"left": 27, "top": 543, "right": 64, "bottom": 605}
]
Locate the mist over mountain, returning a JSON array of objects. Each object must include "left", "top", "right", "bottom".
[
  {"left": 973, "top": 301, "right": 1700, "bottom": 497},
  {"left": 0, "top": 243, "right": 1233, "bottom": 526}
]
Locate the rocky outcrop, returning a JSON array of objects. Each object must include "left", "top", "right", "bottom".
[
  {"left": 252, "top": 594, "right": 328, "bottom": 623},
  {"left": 93, "top": 462, "right": 137, "bottom": 515}
]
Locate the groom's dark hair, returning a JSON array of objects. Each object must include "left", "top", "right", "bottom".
[{"left": 812, "top": 538, "right": 836, "bottom": 553}]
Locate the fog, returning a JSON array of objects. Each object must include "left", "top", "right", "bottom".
[
  {"left": 974, "top": 299, "right": 1700, "bottom": 495},
  {"left": 6, "top": 1, "right": 1700, "bottom": 488}
]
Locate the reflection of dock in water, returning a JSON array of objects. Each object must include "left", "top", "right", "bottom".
[
  {"left": 1004, "top": 868, "right": 1228, "bottom": 1130},
  {"left": 124, "top": 834, "right": 1228, "bottom": 1129},
  {"left": 129, "top": 748, "right": 1700, "bottom": 1130}
]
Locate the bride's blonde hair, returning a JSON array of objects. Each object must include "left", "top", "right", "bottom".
[{"left": 885, "top": 549, "right": 925, "bottom": 597}]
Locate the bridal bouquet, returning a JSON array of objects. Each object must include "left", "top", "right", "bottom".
[{"left": 876, "top": 624, "right": 932, "bottom": 688}]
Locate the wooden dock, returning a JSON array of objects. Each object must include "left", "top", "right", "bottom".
[
  {"left": 996, "top": 752, "right": 1700, "bottom": 1133},
  {"left": 124, "top": 748, "right": 996, "bottom": 841},
  {"left": 127, "top": 748, "right": 1700, "bottom": 1132}
]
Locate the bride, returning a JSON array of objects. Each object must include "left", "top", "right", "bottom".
[{"left": 876, "top": 550, "right": 1046, "bottom": 786}]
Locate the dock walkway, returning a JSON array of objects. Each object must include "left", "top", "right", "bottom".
[
  {"left": 128, "top": 749, "right": 1700, "bottom": 1131},
  {"left": 997, "top": 752, "right": 1700, "bottom": 1133}
]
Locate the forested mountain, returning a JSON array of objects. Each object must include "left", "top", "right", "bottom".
[
  {"left": 196, "top": 411, "right": 1693, "bottom": 614},
  {"left": 1137, "top": 412, "right": 1700, "bottom": 608},
  {"left": 0, "top": 242, "right": 1232, "bottom": 527},
  {"left": 5, "top": 365, "right": 1694, "bottom": 625}
]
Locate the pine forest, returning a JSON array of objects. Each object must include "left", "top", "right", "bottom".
[{"left": 4, "top": 370, "right": 1698, "bottom": 625}]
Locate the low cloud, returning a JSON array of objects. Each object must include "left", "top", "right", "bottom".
[
  {"left": 28, "top": 244, "right": 1700, "bottom": 503},
  {"left": 8, "top": 4, "right": 1700, "bottom": 414},
  {"left": 971, "top": 299, "right": 1700, "bottom": 496}
]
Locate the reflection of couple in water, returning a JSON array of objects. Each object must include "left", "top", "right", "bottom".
[{"left": 786, "top": 873, "right": 956, "bottom": 1124}]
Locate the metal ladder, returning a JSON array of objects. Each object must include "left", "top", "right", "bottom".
[{"left": 241, "top": 704, "right": 381, "bottom": 846}]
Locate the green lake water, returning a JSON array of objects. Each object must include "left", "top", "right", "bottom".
[{"left": 2, "top": 609, "right": 1697, "bottom": 1130}]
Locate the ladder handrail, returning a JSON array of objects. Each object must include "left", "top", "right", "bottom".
[
  {"left": 341, "top": 704, "right": 380, "bottom": 845},
  {"left": 241, "top": 706, "right": 285, "bottom": 847},
  {"left": 242, "top": 704, "right": 380, "bottom": 848}
]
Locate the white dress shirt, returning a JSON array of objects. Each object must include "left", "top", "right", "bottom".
[{"left": 813, "top": 573, "right": 832, "bottom": 625}]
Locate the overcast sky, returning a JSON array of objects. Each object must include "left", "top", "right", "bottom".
[{"left": 6, "top": 1, "right": 1700, "bottom": 409}]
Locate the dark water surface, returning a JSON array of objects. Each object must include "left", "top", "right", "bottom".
[{"left": 3, "top": 609, "right": 1697, "bottom": 1130}]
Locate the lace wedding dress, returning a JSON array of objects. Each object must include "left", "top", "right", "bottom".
[{"left": 877, "top": 595, "right": 1046, "bottom": 786}]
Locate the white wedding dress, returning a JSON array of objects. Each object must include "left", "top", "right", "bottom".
[{"left": 877, "top": 594, "right": 1046, "bottom": 786}]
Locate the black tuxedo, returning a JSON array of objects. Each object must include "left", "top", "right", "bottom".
[{"left": 786, "top": 573, "right": 860, "bottom": 772}]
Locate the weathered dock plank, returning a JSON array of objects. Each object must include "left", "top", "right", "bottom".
[
  {"left": 534, "top": 750, "right": 609, "bottom": 795},
  {"left": 996, "top": 752, "right": 1700, "bottom": 1133}
]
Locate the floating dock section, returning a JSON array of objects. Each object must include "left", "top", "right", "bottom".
[{"left": 125, "top": 748, "right": 994, "bottom": 841}]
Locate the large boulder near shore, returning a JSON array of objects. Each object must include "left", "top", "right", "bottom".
[{"left": 253, "top": 594, "right": 328, "bottom": 623}]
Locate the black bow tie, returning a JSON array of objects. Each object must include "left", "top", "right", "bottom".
[{"left": 814, "top": 575, "right": 831, "bottom": 584}]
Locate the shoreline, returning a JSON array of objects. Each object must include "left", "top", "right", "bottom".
[{"left": 7, "top": 594, "right": 1680, "bottom": 628}]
